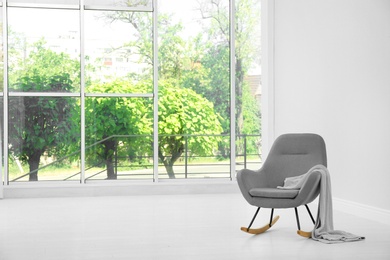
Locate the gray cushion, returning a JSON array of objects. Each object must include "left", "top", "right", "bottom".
[{"left": 249, "top": 188, "right": 299, "bottom": 199}]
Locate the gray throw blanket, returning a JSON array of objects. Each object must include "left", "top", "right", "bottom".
[{"left": 278, "top": 164, "right": 365, "bottom": 243}]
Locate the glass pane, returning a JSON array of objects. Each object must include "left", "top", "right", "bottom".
[
  {"left": 84, "top": 10, "right": 153, "bottom": 92},
  {"left": 0, "top": 8, "right": 3, "bottom": 93},
  {"left": 157, "top": 135, "right": 230, "bottom": 179},
  {"left": 85, "top": 0, "right": 152, "bottom": 9},
  {"left": 235, "top": 0, "right": 262, "bottom": 171},
  {"left": 7, "top": 7, "right": 80, "bottom": 92},
  {"left": 157, "top": 0, "right": 230, "bottom": 179},
  {"left": 0, "top": 8, "right": 3, "bottom": 185},
  {"left": 0, "top": 97, "right": 3, "bottom": 184},
  {"left": 8, "top": 97, "right": 80, "bottom": 182},
  {"left": 85, "top": 95, "right": 153, "bottom": 181}
]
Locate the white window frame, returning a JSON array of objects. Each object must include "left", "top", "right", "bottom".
[
  {"left": 261, "top": 0, "right": 275, "bottom": 159},
  {"left": 0, "top": 0, "right": 268, "bottom": 188}
]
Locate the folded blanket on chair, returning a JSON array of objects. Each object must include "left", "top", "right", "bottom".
[
  {"left": 279, "top": 165, "right": 365, "bottom": 244},
  {"left": 277, "top": 173, "right": 308, "bottom": 189}
]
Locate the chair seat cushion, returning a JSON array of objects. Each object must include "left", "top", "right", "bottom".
[{"left": 249, "top": 187, "right": 299, "bottom": 199}]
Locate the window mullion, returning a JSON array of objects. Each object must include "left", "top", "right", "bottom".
[
  {"left": 80, "top": 0, "right": 86, "bottom": 184},
  {"left": 152, "top": 0, "right": 158, "bottom": 182},
  {"left": 2, "top": 0, "right": 9, "bottom": 193},
  {"left": 84, "top": 5, "right": 152, "bottom": 12},
  {"left": 230, "top": 0, "right": 236, "bottom": 180}
]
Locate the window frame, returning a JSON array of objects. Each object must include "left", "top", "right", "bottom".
[{"left": 0, "top": 0, "right": 266, "bottom": 187}]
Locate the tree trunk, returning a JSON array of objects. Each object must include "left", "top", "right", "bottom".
[
  {"left": 158, "top": 148, "right": 178, "bottom": 179},
  {"left": 103, "top": 139, "right": 117, "bottom": 180},
  {"left": 164, "top": 161, "right": 176, "bottom": 179},
  {"left": 28, "top": 152, "right": 42, "bottom": 181},
  {"left": 106, "top": 158, "right": 116, "bottom": 179},
  {"left": 235, "top": 58, "right": 244, "bottom": 154}
]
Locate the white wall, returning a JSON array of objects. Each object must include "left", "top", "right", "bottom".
[{"left": 271, "top": 0, "right": 390, "bottom": 210}]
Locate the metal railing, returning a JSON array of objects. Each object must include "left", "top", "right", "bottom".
[{"left": 9, "top": 134, "right": 261, "bottom": 182}]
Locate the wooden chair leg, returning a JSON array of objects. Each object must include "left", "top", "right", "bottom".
[
  {"left": 241, "top": 207, "right": 280, "bottom": 235},
  {"left": 296, "top": 206, "right": 313, "bottom": 238}
]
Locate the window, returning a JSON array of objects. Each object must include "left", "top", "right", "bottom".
[
  {"left": 235, "top": 0, "right": 262, "bottom": 172},
  {"left": 84, "top": 9, "right": 153, "bottom": 87},
  {"left": 7, "top": 3, "right": 81, "bottom": 182},
  {"left": 1, "top": 0, "right": 261, "bottom": 184},
  {"left": 0, "top": 2, "right": 4, "bottom": 194}
]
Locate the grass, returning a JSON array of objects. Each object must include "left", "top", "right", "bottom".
[{"left": 6, "top": 155, "right": 261, "bottom": 182}]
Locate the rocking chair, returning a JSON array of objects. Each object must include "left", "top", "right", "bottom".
[{"left": 237, "top": 133, "right": 327, "bottom": 237}]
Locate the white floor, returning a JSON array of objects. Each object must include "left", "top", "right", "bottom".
[{"left": 0, "top": 193, "right": 389, "bottom": 260}]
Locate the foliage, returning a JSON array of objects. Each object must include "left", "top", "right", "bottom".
[
  {"left": 8, "top": 75, "right": 79, "bottom": 181},
  {"left": 240, "top": 82, "right": 261, "bottom": 155},
  {"left": 8, "top": 40, "right": 80, "bottom": 181},
  {"left": 194, "top": 0, "right": 261, "bottom": 154},
  {"left": 9, "top": 39, "right": 80, "bottom": 90},
  {"left": 85, "top": 80, "right": 152, "bottom": 179},
  {"left": 84, "top": 79, "right": 223, "bottom": 179},
  {"left": 5, "top": 1, "right": 262, "bottom": 181},
  {"left": 182, "top": 43, "right": 230, "bottom": 133},
  {"left": 88, "top": 0, "right": 262, "bottom": 175},
  {"left": 157, "top": 80, "right": 223, "bottom": 178},
  {"left": 100, "top": 7, "right": 153, "bottom": 81},
  {"left": 242, "top": 83, "right": 261, "bottom": 136}
]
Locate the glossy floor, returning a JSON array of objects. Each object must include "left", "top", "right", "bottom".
[{"left": 0, "top": 193, "right": 389, "bottom": 260}]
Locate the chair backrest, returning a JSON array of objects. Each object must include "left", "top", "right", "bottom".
[{"left": 261, "top": 133, "right": 327, "bottom": 188}]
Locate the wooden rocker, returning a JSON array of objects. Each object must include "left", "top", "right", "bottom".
[
  {"left": 241, "top": 208, "right": 280, "bottom": 235},
  {"left": 237, "top": 133, "right": 327, "bottom": 238},
  {"left": 295, "top": 206, "right": 315, "bottom": 238}
]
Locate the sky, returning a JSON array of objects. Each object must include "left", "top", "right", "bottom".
[
  {"left": 6, "top": 0, "right": 210, "bottom": 48},
  {"left": 6, "top": 0, "right": 260, "bottom": 71}
]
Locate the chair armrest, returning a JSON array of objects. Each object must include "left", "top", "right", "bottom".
[
  {"left": 236, "top": 168, "right": 268, "bottom": 196},
  {"left": 295, "top": 170, "right": 321, "bottom": 205}
]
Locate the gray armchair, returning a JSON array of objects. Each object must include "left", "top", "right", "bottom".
[{"left": 237, "top": 133, "right": 327, "bottom": 236}]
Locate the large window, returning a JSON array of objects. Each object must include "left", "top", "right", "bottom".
[
  {"left": 84, "top": 6, "right": 154, "bottom": 181},
  {"left": 8, "top": 7, "right": 80, "bottom": 92},
  {"left": 7, "top": 3, "right": 81, "bottom": 182},
  {"left": 84, "top": 9, "right": 153, "bottom": 86},
  {"left": 1, "top": 2, "right": 4, "bottom": 195},
  {"left": 1, "top": 0, "right": 261, "bottom": 184},
  {"left": 235, "top": 0, "right": 262, "bottom": 172}
]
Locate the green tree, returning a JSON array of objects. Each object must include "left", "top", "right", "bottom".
[
  {"left": 158, "top": 80, "right": 223, "bottom": 178},
  {"left": 85, "top": 80, "right": 152, "bottom": 179},
  {"left": 102, "top": 10, "right": 190, "bottom": 81},
  {"left": 99, "top": 1, "right": 257, "bottom": 175},
  {"left": 8, "top": 41, "right": 79, "bottom": 181},
  {"left": 187, "top": 0, "right": 261, "bottom": 156},
  {"left": 9, "top": 39, "right": 80, "bottom": 89},
  {"left": 181, "top": 44, "right": 230, "bottom": 132},
  {"left": 197, "top": 0, "right": 261, "bottom": 134},
  {"left": 84, "top": 79, "right": 222, "bottom": 180}
]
